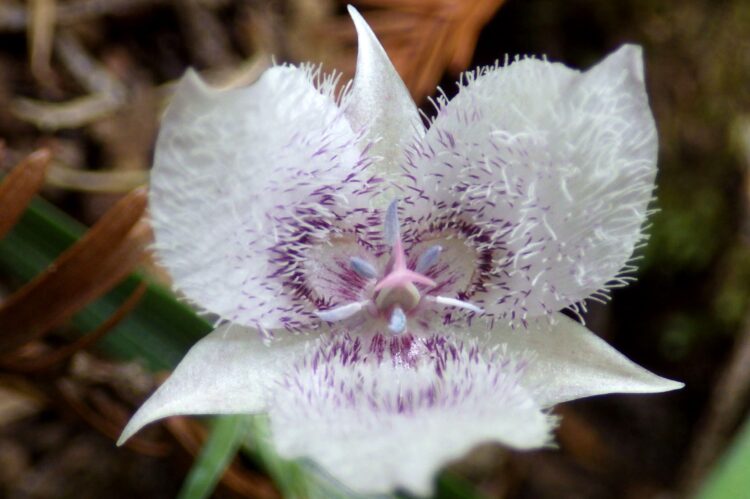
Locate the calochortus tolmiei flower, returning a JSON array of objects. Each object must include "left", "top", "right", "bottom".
[{"left": 119, "top": 6, "right": 683, "bottom": 495}]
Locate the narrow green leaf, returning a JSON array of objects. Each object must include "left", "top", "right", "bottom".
[
  {"left": 244, "top": 416, "right": 313, "bottom": 499},
  {"left": 0, "top": 196, "right": 210, "bottom": 370},
  {"left": 177, "top": 415, "right": 246, "bottom": 499},
  {"left": 434, "top": 474, "right": 485, "bottom": 499},
  {"left": 698, "top": 418, "right": 750, "bottom": 499}
]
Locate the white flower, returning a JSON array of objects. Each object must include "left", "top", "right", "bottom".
[{"left": 118, "top": 6, "right": 682, "bottom": 496}]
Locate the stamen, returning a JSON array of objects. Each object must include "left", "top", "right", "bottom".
[
  {"left": 316, "top": 302, "right": 366, "bottom": 322},
  {"left": 415, "top": 245, "right": 443, "bottom": 274},
  {"left": 349, "top": 257, "right": 378, "bottom": 279},
  {"left": 383, "top": 199, "right": 400, "bottom": 247},
  {"left": 388, "top": 306, "right": 407, "bottom": 334},
  {"left": 431, "top": 295, "right": 483, "bottom": 313}
]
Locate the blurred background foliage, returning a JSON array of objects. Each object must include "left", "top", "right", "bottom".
[{"left": 0, "top": 0, "right": 749, "bottom": 498}]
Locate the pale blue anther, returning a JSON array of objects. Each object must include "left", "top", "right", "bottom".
[
  {"left": 350, "top": 257, "right": 378, "bottom": 279},
  {"left": 383, "top": 199, "right": 400, "bottom": 247},
  {"left": 415, "top": 245, "right": 443, "bottom": 274},
  {"left": 388, "top": 306, "right": 407, "bottom": 334}
]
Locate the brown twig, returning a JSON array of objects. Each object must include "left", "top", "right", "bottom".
[
  {"left": 46, "top": 162, "right": 149, "bottom": 193},
  {"left": 12, "top": 29, "right": 127, "bottom": 131},
  {"left": 55, "top": 30, "right": 126, "bottom": 98},
  {"left": 11, "top": 94, "right": 124, "bottom": 131},
  {"left": 27, "top": 0, "right": 57, "bottom": 85}
]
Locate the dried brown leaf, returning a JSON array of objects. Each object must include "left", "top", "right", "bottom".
[
  {"left": 317, "top": 0, "right": 507, "bottom": 102},
  {"left": 0, "top": 383, "right": 42, "bottom": 426},
  {"left": 0, "top": 188, "right": 148, "bottom": 352},
  {"left": 0, "top": 283, "right": 147, "bottom": 373},
  {"left": 0, "top": 148, "right": 51, "bottom": 239}
]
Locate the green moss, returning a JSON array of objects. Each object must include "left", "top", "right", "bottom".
[{"left": 643, "top": 184, "right": 730, "bottom": 274}]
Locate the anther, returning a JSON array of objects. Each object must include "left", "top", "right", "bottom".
[
  {"left": 430, "top": 295, "right": 483, "bottom": 313},
  {"left": 415, "top": 245, "right": 442, "bottom": 274},
  {"left": 349, "top": 257, "right": 378, "bottom": 279},
  {"left": 388, "top": 306, "right": 407, "bottom": 334},
  {"left": 316, "top": 302, "right": 366, "bottom": 322},
  {"left": 383, "top": 199, "right": 400, "bottom": 247}
]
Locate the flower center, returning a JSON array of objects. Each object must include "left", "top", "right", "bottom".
[{"left": 316, "top": 201, "right": 482, "bottom": 334}]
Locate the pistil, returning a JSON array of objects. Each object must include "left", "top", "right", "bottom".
[{"left": 315, "top": 200, "right": 483, "bottom": 332}]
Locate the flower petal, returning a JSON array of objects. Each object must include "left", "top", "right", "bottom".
[
  {"left": 404, "top": 45, "right": 657, "bottom": 323},
  {"left": 269, "top": 330, "right": 554, "bottom": 495},
  {"left": 345, "top": 6, "right": 423, "bottom": 196},
  {"left": 117, "top": 324, "right": 312, "bottom": 445},
  {"left": 465, "top": 313, "right": 683, "bottom": 407},
  {"left": 304, "top": 235, "right": 377, "bottom": 311},
  {"left": 150, "top": 66, "right": 377, "bottom": 331}
]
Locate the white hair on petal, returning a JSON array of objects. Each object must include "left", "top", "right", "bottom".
[
  {"left": 149, "top": 66, "right": 382, "bottom": 333},
  {"left": 269, "top": 331, "right": 554, "bottom": 495},
  {"left": 401, "top": 46, "right": 657, "bottom": 326},
  {"left": 295, "top": 62, "right": 354, "bottom": 105}
]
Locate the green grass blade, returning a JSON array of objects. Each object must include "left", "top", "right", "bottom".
[
  {"left": 244, "top": 416, "right": 313, "bottom": 499},
  {"left": 697, "top": 417, "right": 750, "bottom": 499},
  {"left": 433, "top": 474, "right": 486, "bottom": 499},
  {"left": 177, "top": 415, "right": 246, "bottom": 499}
]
